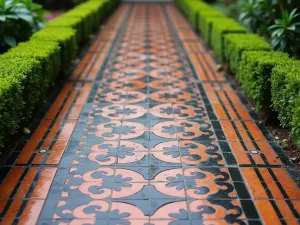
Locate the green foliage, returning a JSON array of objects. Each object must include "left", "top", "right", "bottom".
[
  {"left": 46, "top": 16, "right": 82, "bottom": 44},
  {"left": 223, "top": 0, "right": 243, "bottom": 20},
  {"left": 0, "top": 75, "right": 24, "bottom": 147},
  {"left": 75, "top": 0, "right": 105, "bottom": 30},
  {"left": 3, "top": 40, "right": 61, "bottom": 88},
  {"left": 269, "top": 9, "right": 300, "bottom": 57},
  {"left": 199, "top": 11, "right": 225, "bottom": 44},
  {"left": 181, "top": 0, "right": 197, "bottom": 16},
  {"left": 174, "top": 0, "right": 184, "bottom": 12},
  {"left": 92, "top": 0, "right": 119, "bottom": 15},
  {"left": 271, "top": 61, "right": 300, "bottom": 128},
  {"left": 271, "top": 61, "right": 300, "bottom": 146},
  {"left": 238, "top": 51, "right": 290, "bottom": 111},
  {"left": 0, "top": 0, "right": 47, "bottom": 53},
  {"left": 184, "top": 1, "right": 210, "bottom": 30},
  {"left": 239, "top": 0, "right": 277, "bottom": 37},
  {"left": 210, "top": 18, "right": 247, "bottom": 60},
  {"left": 63, "top": 8, "right": 94, "bottom": 39},
  {"left": 31, "top": 27, "right": 77, "bottom": 74},
  {"left": 0, "top": 0, "right": 118, "bottom": 149},
  {"left": 0, "top": 57, "right": 43, "bottom": 122},
  {"left": 292, "top": 97, "right": 300, "bottom": 147},
  {"left": 224, "top": 33, "right": 272, "bottom": 74},
  {"left": 239, "top": 0, "right": 300, "bottom": 58}
]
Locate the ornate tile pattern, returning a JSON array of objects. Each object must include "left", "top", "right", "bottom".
[{"left": 0, "top": 3, "right": 299, "bottom": 225}]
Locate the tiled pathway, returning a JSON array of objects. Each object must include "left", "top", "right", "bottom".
[{"left": 0, "top": 3, "right": 299, "bottom": 225}]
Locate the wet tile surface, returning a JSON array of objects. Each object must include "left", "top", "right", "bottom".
[{"left": 0, "top": 3, "right": 299, "bottom": 225}]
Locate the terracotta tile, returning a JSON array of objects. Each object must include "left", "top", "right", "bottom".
[
  {"left": 70, "top": 53, "right": 92, "bottom": 80},
  {"left": 0, "top": 200, "right": 7, "bottom": 214},
  {"left": 15, "top": 168, "right": 38, "bottom": 198},
  {"left": 30, "top": 120, "right": 52, "bottom": 140},
  {"left": 31, "top": 168, "right": 57, "bottom": 198},
  {"left": 15, "top": 140, "right": 69, "bottom": 165},
  {"left": 2, "top": 199, "right": 23, "bottom": 224},
  {"left": 1, "top": 3, "right": 299, "bottom": 224},
  {"left": 275, "top": 200, "right": 299, "bottom": 224},
  {"left": 272, "top": 168, "right": 300, "bottom": 199},
  {"left": 241, "top": 168, "right": 268, "bottom": 199},
  {"left": 0, "top": 168, "right": 25, "bottom": 198},
  {"left": 18, "top": 200, "right": 45, "bottom": 225},
  {"left": 189, "top": 54, "right": 208, "bottom": 81},
  {"left": 255, "top": 200, "right": 281, "bottom": 225},
  {"left": 46, "top": 140, "right": 69, "bottom": 164},
  {"left": 45, "top": 83, "right": 73, "bottom": 119},
  {"left": 228, "top": 141, "right": 251, "bottom": 165},
  {"left": 88, "top": 54, "right": 106, "bottom": 80}
]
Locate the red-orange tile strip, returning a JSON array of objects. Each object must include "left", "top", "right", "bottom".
[
  {"left": 255, "top": 200, "right": 282, "bottom": 225},
  {"left": 45, "top": 83, "right": 73, "bottom": 119},
  {"left": 0, "top": 168, "right": 25, "bottom": 198},
  {"left": 18, "top": 200, "right": 45, "bottom": 225},
  {"left": 15, "top": 168, "right": 38, "bottom": 198},
  {"left": 31, "top": 168, "right": 57, "bottom": 198},
  {"left": 70, "top": 53, "right": 92, "bottom": 81},
  {"left": 272, "top": 168, "right": 300, "bottom": 199}
]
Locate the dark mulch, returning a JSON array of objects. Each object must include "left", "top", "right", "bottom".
[{"left": 267, "top": 125, "right": 300, "bottom": 171}]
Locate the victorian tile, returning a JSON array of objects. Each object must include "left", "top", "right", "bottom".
[{"left": 1, "top": 3, "right": 299, "bottom": 225}]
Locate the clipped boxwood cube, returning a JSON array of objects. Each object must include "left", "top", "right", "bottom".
[
  {"left": 76, "top": 1, "right": 105, "bottom": 30},
  {"left": 224, "top": 33, "right": 272, "bottom": 74},
  {"left": 91, "top": 0, "right": 113, "bottom": 17},
  {"left": 97, "top": 0, "right": 117, "bottom": 15},
  {"left": 47, "top": 16, "right": 83, "bottom": 44},
  {"left": 0, "top": 76, "right": 24, "bottom": 147},
  {"left": 199, "top": 12, "right": 225, "bottom": 44},
  {"left": 271, "top": 61, "right": 300, "bottom": 130},
  {"left": 3, "top": 40, "right": 61, "bottom": 89},
  {"left": 74, "top": 6, "right": 98, "bottom": 31},
  {"left": 238, "top": 51, "right": 290, "bottom": 111},
  {"left": 210, "top": 18, "right": 247, "bottom": 61},
  {"left": 292, "top": 97, "right": 300, "bottom": 147},
  {"left": 32, "top": 27, "right": 77, "bottom": 74},
  {"left": 63, "top": 10, "right": 94, "bottom": 39},
  {"left": 0, "top": 57, "right": 43, "bottom": 120},
  {"left": 185, "top": 1, "right": 211, "bottom": 30}
]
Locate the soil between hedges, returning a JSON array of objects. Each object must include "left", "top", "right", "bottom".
[{"left": 267, "top": 125, "right": 300, "bottom": 171}]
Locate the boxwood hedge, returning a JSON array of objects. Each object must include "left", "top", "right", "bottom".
[
  {"left": 0, "top": 0, "right": 118, "bottom": 149},
  {"left": 0, "top": 76, "right": 24, "bottom": 147},
  {"left": 210, "top": 18, "right": 247, "bottom": 60},
  {"left": 185, "top": 1, "right": 211, "bottom": 30},
  {"left": 63, "top": 9, "right": 94, "bottom": 39},
  {"left": 47, "top": 17, "right": 83, "bottom": 44},
  {"left": 224, "top": 33, "right": 272, "bottom": 74},
  {"left": 3, "top": 40, "right": 61, "bottom": 89},
  {"left": 76, "top": 0, "right": 106, "bottom": 29},
  {"left": 0, "top": 57, "right": 43, "bottom": 123},
  {"left": 271, "top": 61, "right": 300, "bottom": 146},
  {"left": 99, "top": 0, "right": 120, "bottom": 15},
  {"left": 32, "top": 27, "right": 77, "bottom": 74},
  {"left": 199, "top": 12, "right": 225, "bottom": 44},
  {"left": 271, "top": 61, "right": 300, "bottom": 128},
  {"left": 238, "top": 51, "right": 290, "bottom": 111},
  {"left": 292, "top": 97, "right": 300, "bottom": 146},
  {"left": 175, "top": 0, "right": 300, "bottom": 148}
]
